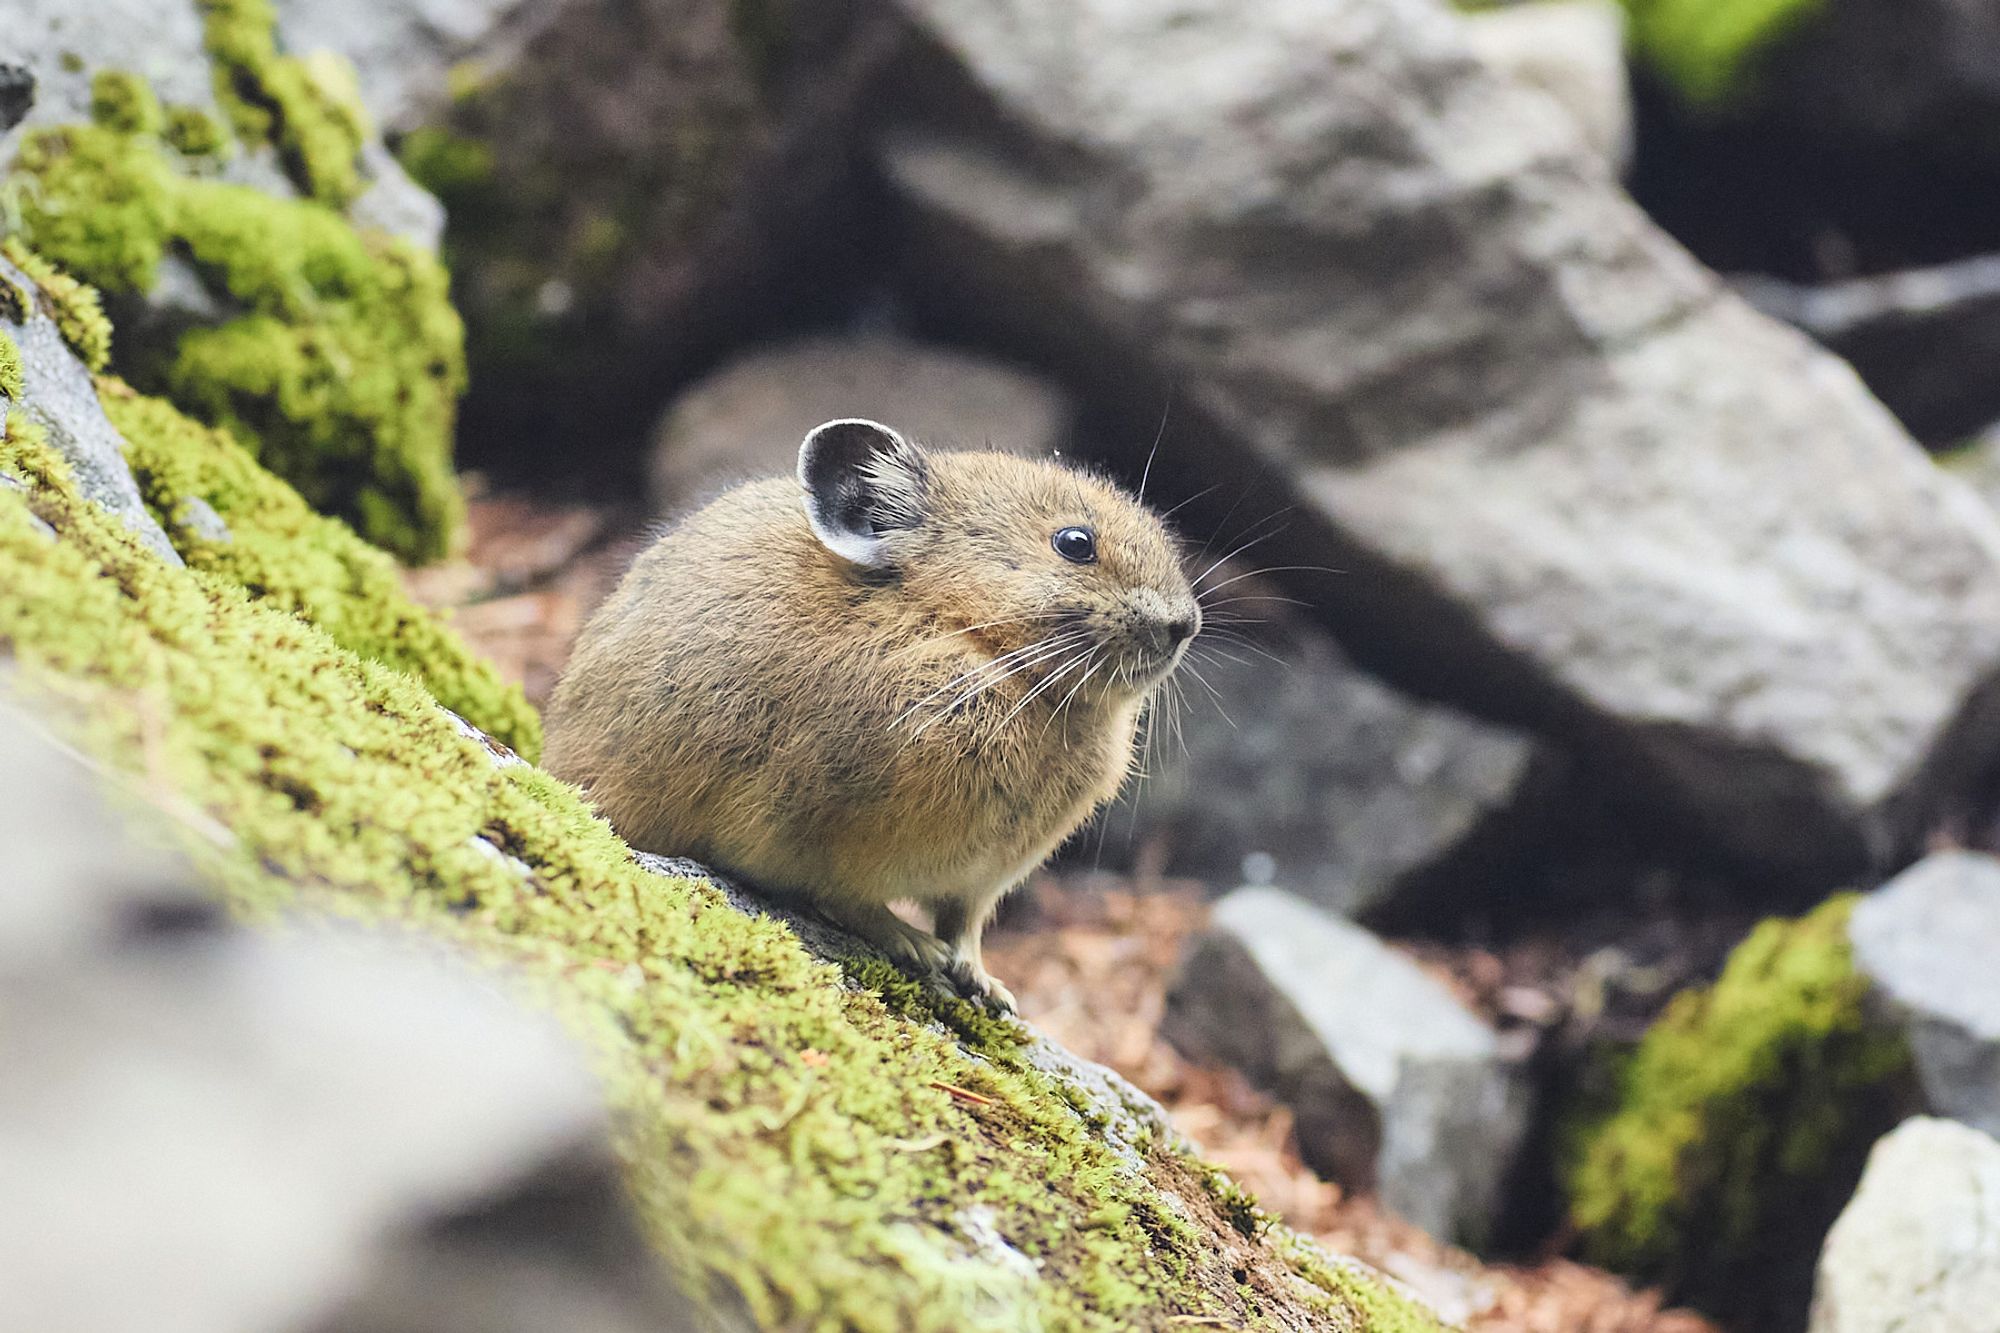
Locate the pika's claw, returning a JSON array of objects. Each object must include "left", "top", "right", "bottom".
[{"left": 944, "top": 953, "right": 1017, "bottom": 1015}]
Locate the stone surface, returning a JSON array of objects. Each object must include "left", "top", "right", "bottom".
[
  {"left": 1809, "top": 1116, "right": 2000, "bottom": 1333},
  {"left": 1943, "top": 423, "right": 2000, "bottom": 518},
  {"left": 0, "top": 692, "right": 694, "bottom": 1333},
  {"left": 0, "top": 254, "right": 181, "bottom": 563},
  {"left": 1, "top": 0, "right": 442, "bottom": 248},
  {"left": 649, "top": 334, "right": 1071, "bottom": 513},
  {"left": 358, "top": 0, "right": 900, "bottom": 460},
  {"left": 1161, "top": 886, "right": 1526, "bottom": 1246},
  {"left": 273, "top": 0, "right": 549, "bottom": 134},
  {"left": 1850, "top": 851, "right": 2000, "bottom": 1137},
  {"left": 874, "top": 0, "right": 2000, "bottom": 886},
  {"left": 1460, "top": 0, "right": 1629, "bottom": 168},
  {"left": 1755, "top": 0, "right": 2000, "bottom": 170},
  {"left": 1102, "top": 612, "right": 1561, "bottom": 921},
  {"left": 1739, "top": 254, "right": 2000, "bottom": 446}
]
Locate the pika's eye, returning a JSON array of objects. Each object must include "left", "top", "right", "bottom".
[{"left": 1052, "top": 526, "right": 1097, "bottom": 564}]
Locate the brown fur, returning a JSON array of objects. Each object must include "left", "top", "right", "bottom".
[{"left": 544, "top": 433, "right": 1199, "bottom": 1009}]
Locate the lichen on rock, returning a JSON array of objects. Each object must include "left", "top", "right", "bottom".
[
  {"left": 3, "top": 21, "right": 465, "bottom": 563},
  {"left": 1564, "top": 896, "right": 1913, "bottom": 1317}
]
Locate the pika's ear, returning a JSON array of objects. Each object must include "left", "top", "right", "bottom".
[{"left": 797, "top": 418, "right": 929, "bottom": 568}]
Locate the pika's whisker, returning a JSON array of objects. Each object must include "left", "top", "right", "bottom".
[
  {"left": 1046, "top": 652, "right": 1109, "bottom": 730},
  {"left": 896, "top": 631, "right": 1089, "bottom": 727},
  {"left": 1190, "top": 484, "right": 1259, "bottom": 565},
  {"left": 1198, "top": 592, "right": 1310, "bottom": 610},
  {"left": 999, "top": 647, "right": 1096, "bottom": 731},
  {"left": 1158, "top": 482, "right": 1222, "bottom": 523},
  {"left": 886, "top": 611, "right": 1073, "bottom": 659},
  {"left": 1191, "top": 644, "right": 1253, "bottom": 670},
  {"left": 1201, "top": 630, "right": 1292, "bottom": 672},
  {"left": 1197, "top": 564, "right": 1344, "bottom": 599},
  {"left": 906, "top": 634, "right": 1096, "bottom": 735},
  {"left": 1138, "top": 396, "right": 1170, "bottom": 503},
  {"left": 1190, "top": 522, "right": 1290, "bottom": 592},
  {"left": 1181, "top": 661, "right": 1235, "bottom": 728}
]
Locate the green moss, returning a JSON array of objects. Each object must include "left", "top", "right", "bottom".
[
  {"left": 1565, "top": 896, "right": 1911, "bottom": 1299},
  {"left": 0, "top": 357, "right": 1433, "bottom": 1331},
  {"left": 97, "top": 379, "right": 538, "bottom": 758},
  {"left": 6, "top": 121, "right": 465, "bottom": 561},
  {"left": 164, "top": 105, "right": 234, "bottom": 162},
  {"left": 1620, "top": 0, "right": 1828, "bottom": 106},
  {"left": 90, "top": 70, "right": 165, "bottom": 136},
  {"left": 0, "top": 333, "right": 21, "bottom": 400},
  {"left": 394, "top": 125, "right": 495, "bottom": 200},
  {"left": 199, "top": 0, "right": 366, "bottom": 207},
  {"left": 0, "top": 239, "right": 113, "bottom": 372}
]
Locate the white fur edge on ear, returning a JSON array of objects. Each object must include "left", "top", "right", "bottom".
[{"left": 797, "top": 418, "right": 911, "bottom": 569}]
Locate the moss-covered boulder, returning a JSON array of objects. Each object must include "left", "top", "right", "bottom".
[
  {"left": 2, "top": 0, "right": 465, "bottom": 562},
  {"left": 0, "top": 247, "right": 535, "bottom": 755},
  {"left": 374, "top": 0, "right": 896, "bottom": 462},
  {"left": 0, "top": 252, "right": 1439, "bottom": 1331},
  {"left": 1564, "top": 897, "right": 1917, "bottom": 1326}
]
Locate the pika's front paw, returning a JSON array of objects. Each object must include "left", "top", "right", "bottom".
[{"left": 944, "top": 954, "right": 1018, "bottom": 1015}]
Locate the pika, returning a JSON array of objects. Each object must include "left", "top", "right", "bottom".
[{"left": 544, "top": 419, "right": 1200, "bottom": 1010}]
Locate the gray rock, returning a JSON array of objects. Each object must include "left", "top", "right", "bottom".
[
  {"left": 1850, "top": 851, "right": 2000, "bottom": 1136},
  {"left": 874, "top": 0, "right": 2000, "bottom": 885},
  {"left": 272, "top": 0, "right": 551, "bottom": 135},
  {"left": 1161, "top": 886, "right": 1526, "bottom": 1246},
  {"left": 1, "top": 254, "right": 181, "bottom": 564},
  {"left": 649, "top": 335, "right": 1071, "bottom": 513},
  {"left": 1809, "top": 1116, "right": 2000, "bottom": 1333},
  {"left": 295, "top": 0, "right": 900, "bottom": 454},
  {"left": 1105, "top": 613, "right": 1561, "bottom": 921},
  {"left": 1739, "top": 254, "right": 2000, "bottom": 445},
  {"left": 0, "top": 0, "right": 439, "bottom": 248},
  {"left": 0, "top": 690, "right": 694, "bottom": 1333},
  {"left": 1460, "top": 0, "right": 1629, "bottom": 169},
  {"left": 1942, "top": 423, "right": 2000, "bottom": 517},
  {"left": 1755, "top": 0, "right": 2000, "bottom": 170}
]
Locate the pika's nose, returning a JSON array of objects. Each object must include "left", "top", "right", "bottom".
[{"left": 1165, "top": 615, "right": 1197, "bottom": 645}]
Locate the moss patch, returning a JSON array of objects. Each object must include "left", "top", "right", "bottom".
[
  {"left": 164, "top": 104, "right": 234, "bottom": 163},
  {"left": 0, "top": 381, "right": 1431, "bottom": 1332},
  {"left": 0, "top": 333, "right": 21, "bottom": 400},
  {"left": 1564, "top": 896, "right": 1911, "bottom": 1310},
  {"left": 199, "top": 0, "right": 367, "bottom": 207},
  {"left": 1, "top": 239, "right": 113, "bottom": 373},
  {"left": 96, "top": 377, "right": 538, "bottom": 758},
  {"left": 90, "top": 69, "right": 166, "bottom": 137},
  {"left": 1620, "top": 0, "right": 1828, "bottom": 106},
  {"left": 5, "top": 112, "right": 465, "bottom": 562}
]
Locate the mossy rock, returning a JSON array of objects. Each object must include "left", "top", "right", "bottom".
[
  {"left": 397, "top": 0, "right": 882, "bottom": 461},
  {"left": 0, "top": 257, "right": 1440, "bottom": 1333},
  {"left": 1618, "top": 0, "right": 1829, "bottom": 106},
  {"left": 0, "top": 244, "right": 532, "bottom": 754},
  {"left": 1564, "top": 896, "right": 1916, "bottom": 1323},
  {"left": 2, "top": 9, "right": 464, "bottom": 563}
]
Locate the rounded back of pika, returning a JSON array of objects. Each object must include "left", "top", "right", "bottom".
[{"left": 544, "top": 419, "right": 1200, "bottom": 909}]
